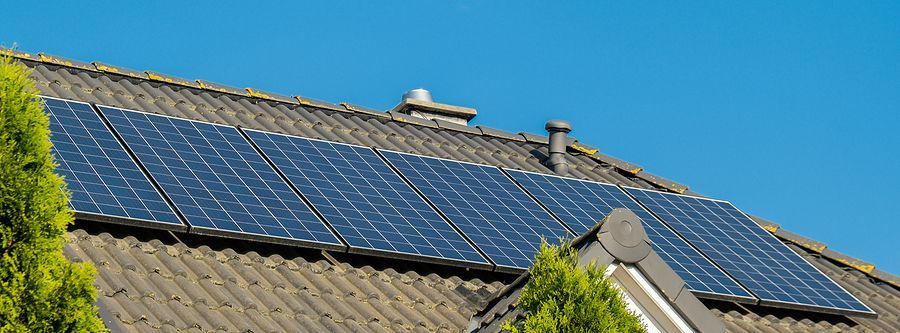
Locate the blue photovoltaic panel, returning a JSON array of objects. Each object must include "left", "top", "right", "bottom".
[
  {"left": 625, "top": 187, "right": 874, "bottom": 315},
  {"left": 381, "top": 151, "right": 572, "bottom": 270},
  {"left": 245, "top": 130, "right": 488, "bottom": 266},
  {"left": 506, "top": 170, "right": 755, "bottom": 300},
  {"left": 44, "top": 97, "right": 182, "bottom": 227},
  {"left": 98, "top": 106, "right": 342, "bottom": 248}
]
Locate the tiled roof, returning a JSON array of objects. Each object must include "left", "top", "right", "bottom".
[
  {"left": 6, "top": 50, "right": 898, "bottom": 332},
  {"left": 65, "top": 228, "right": 503, "bottom": 333}
]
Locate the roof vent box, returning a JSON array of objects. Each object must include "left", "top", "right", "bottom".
[{"left": 392, "top": 88, "right": 477, "bottom": 126}]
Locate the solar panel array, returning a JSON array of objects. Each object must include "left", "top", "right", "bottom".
[
  {"left": 625, "top": 187, "right": 874, "bottom": 315},
  {"left": 245, "top": 130, "right": 488, "bottom": 266},
  {"left": 44, "top": 98, "right": 875, "bottom": 315},
  {"left": 98, "top": 106, "right": 342, "bottom": 248},
  {"left": 44, "top": 97, "right": 182, "bottom": 227},
  {"left": 507, "top": 169, "right": 754, "bottom": 300},
  {"left": 380, "top": 151, "right": 573, "bottom": 270}
]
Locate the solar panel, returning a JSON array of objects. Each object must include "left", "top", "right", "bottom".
[
  {"left": 506, "top": 170, "right": 755, "bottom": 301},
  {"left": 244, "top": 130, "right": 489, "bottom": 267},
  {"left": 625, "top": 187, "right": 875, "bottom": 316},
  {"left": 380, "top": 151, "right": 572, "bottom": 270},
  {"left": 97, "top": 105, "right": 343, "bottom": 249},
  {"left": 43, "top": 97, "right": 182, "bottom": 228}
]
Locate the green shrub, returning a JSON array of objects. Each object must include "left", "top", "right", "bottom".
[
  {"left": 502, "top": 240, "right": 647, "bottom": 333},
  {"left": 0, "top": 54, "right": 104, "bottom": 332}
]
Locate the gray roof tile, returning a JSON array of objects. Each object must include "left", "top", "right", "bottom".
[
  {"left": 37, "top": 53, "right": 96, "bottom": 72},
  {"left": 93, "top": 62, "right": 146, "bottom": 80},
  {"left": 475, "top": 125, "right": 523, "bottom": 141},
  {"left": 518, "top": 132, "right": 550, "bottom": 145},
  {"left": 434, "top": 119, "right": 483, "bottom": 136},
  {"left": 145, "top": 71, "right": 199, "bottom": 89}
]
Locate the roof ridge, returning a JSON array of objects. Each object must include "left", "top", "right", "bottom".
[{"left": 2, "top": 46, "right": 690, "bottom": 192}]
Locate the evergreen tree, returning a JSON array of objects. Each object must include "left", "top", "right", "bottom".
[
  {"left": 0, "top": 54, "right": 104, "bottom": 332},
  {"left": 503, "top": 240, "right": 646, "bottom": 333}
]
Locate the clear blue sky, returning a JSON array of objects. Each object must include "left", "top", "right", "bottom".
[{"left": 3, "top": 2, "right": 898, "bottom": 273}]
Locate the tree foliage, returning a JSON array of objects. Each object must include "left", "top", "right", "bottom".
[
  {"left": 502, "top": 240, "right": 647, "bottom": 333},
  {"left": 0, "top": 55, "right": 104, "bottom": 332}
]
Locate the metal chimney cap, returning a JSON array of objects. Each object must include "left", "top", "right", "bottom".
[
  {"left": 403, "top": 88, "right": 433, "bottom": 103},
  {"left": 545, "top": 120, "right": 572, "bottom": 133}
]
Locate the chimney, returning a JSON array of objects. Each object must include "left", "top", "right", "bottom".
[
  {"left": 545, "top": 120, "right": 571, "bottom": 175},
  {"left": 391, "top": 88, "right": 477, "bottom": 126}
]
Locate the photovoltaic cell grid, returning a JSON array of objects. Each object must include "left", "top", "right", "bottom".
[
  {"left": 44, "top": 97, "right": 181, "bottom": 226},
  {"left": 245, "top": 130, "right": 488, "bottom": 265},
  {"left": 506, "top": 170, "right": 754, "bottom": 300},
  {"left": 98, "top": 106, "right": 342, "bottom": 247},
  {"left": 625, "top": 187, "right": 874, "bottom": 315},
  {"left": 381, "top": 151, "right": 572, "bottom": 269}
]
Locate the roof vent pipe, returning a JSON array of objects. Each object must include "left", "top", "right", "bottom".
[
  {"left": 545, "top": 120, "right": 572, "bottom": 176},
  {"left": 402, "top": 88, "right": 433, "bottom": 103}
]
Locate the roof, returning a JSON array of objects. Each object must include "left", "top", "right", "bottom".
[{"left": 5, "top": 49, "right": 899, "bottom": 332}]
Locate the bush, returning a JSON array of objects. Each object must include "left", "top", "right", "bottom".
[
  {"left": 502, "top": 240, "right": 646, "bottom": 333},
  {"left": 0, "top": 54, "right": 104, "bottom": 332}
]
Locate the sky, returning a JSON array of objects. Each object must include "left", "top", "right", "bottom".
[{"left": 2, "top": 2, "right": 898, "bottom": 273}]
